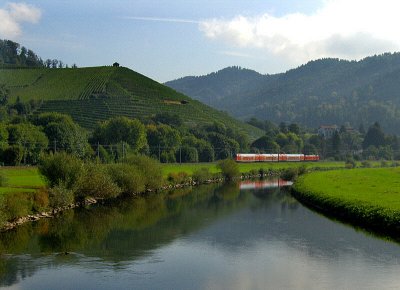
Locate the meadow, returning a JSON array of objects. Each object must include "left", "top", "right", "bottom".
[
  {"left": 293, "top": 167, "right": 400, "bottom": 234},
  {"left": 0, "top": 167, "right": 45, "bottom": 194}
]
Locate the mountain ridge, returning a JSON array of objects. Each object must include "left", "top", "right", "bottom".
[{"left": 165, "top": 53, "right": 400, "bottom": 134}]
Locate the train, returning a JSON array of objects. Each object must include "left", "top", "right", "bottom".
[{"left": 235, "top": 153, "right": 320, "bottom": 162}]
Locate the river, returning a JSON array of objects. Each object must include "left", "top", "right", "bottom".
[{"left": 1, "top": 179, "right": 400, "bottom": 289}]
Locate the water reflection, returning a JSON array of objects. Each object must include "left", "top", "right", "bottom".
[{"left": 1, "top": 179, "right": 400, "bottom": 289}]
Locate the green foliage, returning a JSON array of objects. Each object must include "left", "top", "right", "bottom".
[
  {"left": 77, "top": 163, "right": 122, "bottom": 200},
  {"left": 363, "top": 122, "right": 386, "bottom": 149},
  {"left": 177, "top": 145, "right": 198, "bottom": 163},
  {"left": 167, "top": 172, "right": 190, "bottom": 184},
  {"left": 93, "top": 116, "right": 147, "bottom": 153},
  {"left": 7, "top": 122, "right": 49, "bottom": 164},
  {"left": 345, "top": 157, "right": 357, "bottom": 169},
  {"left": 105, "top": 163, "right": 145, "bottom": 195},
  {"left": 217, "top": 158, "right": 240, "bottom": 180},
  {"left": 32, "top": 189, "right": 50, "bottom": 212},
  {"left": 2, "top": 192, "right": 32, "bottom": 220},
  {"left": 2, "top": 145, "right": 24, "bottom": 165},
  {"left": 192, "top": 167, "right": 213, "bottom": 183},
  {"left": 38, "top": 152, "right": 84, "bottom": 190},
  {"left": 127, "top": 155, "right": 164, "bottom": 189},
  {"left": 48, "top": 183, "right": 75, "bottom": 208}
]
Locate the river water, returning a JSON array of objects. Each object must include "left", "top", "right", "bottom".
[{"left": 1, "top": 179, "right": 400, "bottom": 289}]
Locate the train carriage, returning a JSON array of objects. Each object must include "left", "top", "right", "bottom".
[{"left": 235, "top": 153, "right": 319, "bottom": 162}]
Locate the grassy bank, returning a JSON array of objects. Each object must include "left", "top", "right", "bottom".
[
  {"left": 161, "top": 161, "right": 348, "bottom": 177},
  {"left": 0, "top": 167, "right": 45, "bottom": 194},
  {"left": 293, "top": 168, "right": 400, "bottom": 236}
]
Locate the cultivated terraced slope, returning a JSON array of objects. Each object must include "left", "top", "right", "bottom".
[{"left": 0, "top": 66, "right": 263, "bottom": 139}]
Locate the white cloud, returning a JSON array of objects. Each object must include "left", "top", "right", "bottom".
[
  {"left": 199, "top": 0, "right": 400, "bottom": 62},
  {"left": 0, "top": 2, "right": 41, "bottom": 38}
]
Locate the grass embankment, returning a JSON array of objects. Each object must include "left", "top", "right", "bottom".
[
  {"left": 161, "top": 161, "right": 347, "bottom": 177},
  {"left": 0, "top": 167, "right": 45, "bottom": 194},
  {"left": 293, "top": 167, "right": 400, "bottom": 235}
]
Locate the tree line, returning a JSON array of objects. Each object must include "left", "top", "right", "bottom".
[
  {"left": 0, "top": 39, "right": 76, "bottom": 68},
  {"left": 248, "top": 118, "right": 400, "bottom": 161}
]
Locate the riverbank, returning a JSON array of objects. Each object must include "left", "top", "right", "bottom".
[
  {"left": 0, "top": 160, "right": 387, "bottom": 232},
  {"left": 292, "top": 168, "right": 400, "bottom": 238}
]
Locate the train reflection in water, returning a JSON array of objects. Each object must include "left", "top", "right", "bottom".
[{"left": 239, "top": 179, "right": 293, "bottom": 190}]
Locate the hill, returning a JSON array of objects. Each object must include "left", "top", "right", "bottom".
[
  {"left": 0, "top": 66, "right": 263, "bottom": 139},
  {"left": 165, "top": 53, "right": 400, "bottom": 134}
]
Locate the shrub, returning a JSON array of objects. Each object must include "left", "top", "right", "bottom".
[
  {"left": 167, "top": 171, "right": 190, "bottom": 184},
  {"left": 48, "top": 182, "right": 75, "bottom": 207},
  {"left": 3, "top": 192, "right": 32, "bottom": 220},
  {"left": 77, "top": 163, "right": 122, "bottom": 200},
  {"left": 380, "top": 160, "right": 389, "bottom": 167},
  {"left": 39, "top": 152, "right": 84, "bottom": 190},
  {"left": 3, "top": 145, "right": 24, "bottom": 165},
  {"left": 127, "top": 155, "right": 163, "bottom": 189},
  {"left": 217, "top": 158, "right": 240, "bottom": 180},
  {"left": 345, "top": 158, "right": 356, "bottom": 169},
  {"left": 281, "top": 168, "right": 298, "bottom": 181},
  {"left": 192, "top": 167, "right": 213, "bottom": 183},
  {"left": 361, "top": 160, "right": 372, "bottom": 168},
  {"left": 32, "top": 189, "right": 50, "bottom": 212},
  {"left": 106, "top": 163, "right": 145, "bottom": 195}
]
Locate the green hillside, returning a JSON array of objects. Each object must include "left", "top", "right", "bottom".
[
  {"left": 166, "top": 53, "right": 400, "bottom": 134},
  {"left": 0, "top": 66, "right": 263, "bottom": 139}
]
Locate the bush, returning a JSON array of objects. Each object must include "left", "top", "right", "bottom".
[
  {"left": 345, "top": 158, "right": 356, "bottom": 169},
  {"left": 3, "top": 145, "right": 24, "bottom": 165},
  {"left": 3, "top": 192, "right": 32, "bottom": 220},
  {"left": 32, "top": 189, "right": 50, "bottom": 212},
  {"left": 281, "top": 168, "right": 298, "bottom": 181},
  {"left": 217, "top": 158, "right": 240, "bottom": 180},
  {"left": 48, "top": 183, "right": 75, "bottom": 207},
  {"left": 127, "top": 155, "right": 163, "bottom": 189},
  {"left": 192, "top": 167, "right": 213, "bottom": 183},
  {"left": 380, "top": 160, "right": 389, "bottom": 167},
  {"left": 106, "top": 163, "right": 145, "bottom": 195},
  {"left": 167, "top": 171, "right": 190, "bottom": 184},
  {"left": 77, "top": 163, "right": 122, "bottom": 200},
  {"left": 39, "top": 152, "right": 84, "bottom": 190},
  {"left": 361, "top": 160, "right": 372, "bottom": 168}
]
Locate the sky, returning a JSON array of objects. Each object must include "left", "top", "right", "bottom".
[{"left": 1, "top": 0, "right": 400, "bottom": 82}]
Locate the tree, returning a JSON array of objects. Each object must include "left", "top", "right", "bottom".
[
  {"left": 7, "top": 123, "right": 49, "bottom": 164},
  {"left": 93, "top": 116, "right": 147, "bottom": 153},
  {"left": 33, "top": 113, "right": 90, "bottom": 158},
  {"left": 362, "top": 122, "right": 386, "bottom": 149},
  {"left": 288, "top": 123, "right": 300, "bottom": 135},
  {"left": 0, "top": 84, "right": 9, "bottom": 106},
  {"left": 251, "top": 135, "right": 280, "bottom": 153},
  {"left": 331, "top": 131, "right": 341, "bottom": 157}
]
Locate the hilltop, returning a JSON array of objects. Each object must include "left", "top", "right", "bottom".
[
  {"left": 0, "top": 66, "right": 263, "bottom": 139},
  {"left": 166, "top": 53, "right": 400, "bottom": 134}
]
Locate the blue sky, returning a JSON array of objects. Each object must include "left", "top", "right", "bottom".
[{"left": 1, "top": 0, "right": 400, "bottom": 82}]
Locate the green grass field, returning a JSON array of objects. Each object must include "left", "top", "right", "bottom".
[
  {"left": 161, "top": 161, "right": 347, "bottom": 177},
  {"left": 0, "top": 167, "right": 45, "bottom": 194},
  {"left": 293, "top": 167, "right": 400, "bottom": 234}
]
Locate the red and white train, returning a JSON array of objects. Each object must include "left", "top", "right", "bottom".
[{"left": 235, "top": 153, "right": 319, "bottom": 162}]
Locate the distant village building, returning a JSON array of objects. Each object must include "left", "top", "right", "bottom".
[
  {"left": 318, "top": 125, "right": 339, "bottom": 138},
  {"left": 113, "top": 62, "right": 120, "bottom": 67}
]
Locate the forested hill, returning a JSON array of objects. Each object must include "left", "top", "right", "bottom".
[{"left": 165, "top": 53, "right": 400, "bottom": 134}]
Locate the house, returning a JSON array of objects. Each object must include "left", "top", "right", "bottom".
[{"left": 318, "top": 125, "right": 339, "bottom": 138}]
